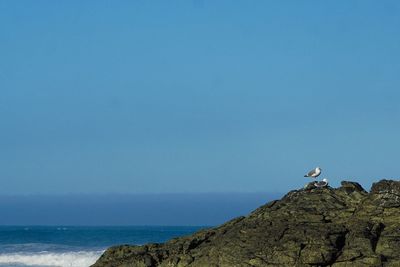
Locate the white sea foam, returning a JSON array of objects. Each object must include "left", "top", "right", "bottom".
[{"left": 0, "top": 250, "right": 104, "bottom": 267}]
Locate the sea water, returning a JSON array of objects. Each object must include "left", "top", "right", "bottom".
[{"left": 0, "top": 226, "right": 205, "bottom": 267}]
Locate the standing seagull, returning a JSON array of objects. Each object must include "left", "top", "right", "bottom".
[{"left": 304, "top": 167, "right": 322, "bottom": 179}]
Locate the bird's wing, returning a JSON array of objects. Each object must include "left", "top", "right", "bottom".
[
  {"left": 307, "top": 169, "right": 316, "bottom": 176},
  {"left": 314, "top": 181, "right": 326, "bottom": 187}
]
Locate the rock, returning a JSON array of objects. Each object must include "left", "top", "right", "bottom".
[
  {"left": 371, "top": 179, "right": 400, "bottom": 194},
  {"left": 92, "top": 179, "right": 400, "bottom": 267},
  {"left": 339, "top": 181, "right": 367, "bottom": 194}
]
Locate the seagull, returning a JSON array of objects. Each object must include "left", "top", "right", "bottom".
[
  {"left": 304, "top": 167, "right": 322, "bottom": 179},
  {"left": 314, "top": 178, "right": 329, "bottom": 188}
]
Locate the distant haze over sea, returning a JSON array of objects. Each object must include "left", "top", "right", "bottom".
[{"left": 0, "top": 193, "right": 281, "bottom": 226}]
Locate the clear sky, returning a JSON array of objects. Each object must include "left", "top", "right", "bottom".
[
  {"left": 1, "top": 1, "right": 400, "bottom": 194},
  {"left": 0, "top": 193, "right": 281, "bottom": 225}
]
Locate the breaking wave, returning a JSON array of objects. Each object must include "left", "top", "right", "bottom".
[{"left": 0, "top": 250, "right": 103, "bottom": 267}]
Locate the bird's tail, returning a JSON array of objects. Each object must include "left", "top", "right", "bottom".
[{"left": 304, "top": 175, "right": 308, "bottom": 177}]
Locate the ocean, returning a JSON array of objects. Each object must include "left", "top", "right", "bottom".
[{"left": 0, "top": 226, "right": 205, "bottom": 267}]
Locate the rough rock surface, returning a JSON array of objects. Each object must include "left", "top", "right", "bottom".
[{"left": 92, "top": 179, "right": 400, "bottom": 267}]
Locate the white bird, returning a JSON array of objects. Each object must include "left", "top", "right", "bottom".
[
  {"left": 304, "top": 167, "right": 322, "bottom": 179},
  {"left": 314, "top": 178, "right": 329, "bottom": 188}
]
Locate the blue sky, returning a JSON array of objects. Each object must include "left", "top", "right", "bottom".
[
  {"left": 0, "top": 193, "right": 281, "bottom": 225},
  {"left": 1, "top": 1, "right": 400, "bottom": 194}
]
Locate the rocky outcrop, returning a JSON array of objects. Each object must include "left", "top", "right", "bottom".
[{"left": 92, "top": 179, "right": 400, "bottom": 267}]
